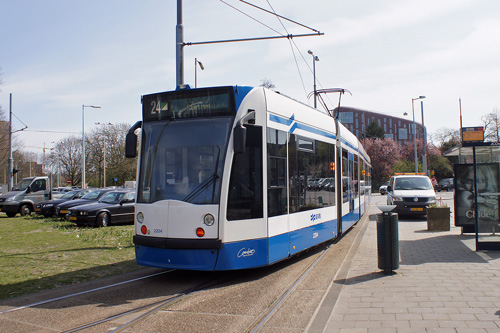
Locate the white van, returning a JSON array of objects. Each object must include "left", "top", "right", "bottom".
[{"left": 387, "top": 174, "right": 436, "bottom": 216}]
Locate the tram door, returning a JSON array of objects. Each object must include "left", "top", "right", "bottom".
[{"left": 341, "top": 149, "right": 356, "bottom": 232}]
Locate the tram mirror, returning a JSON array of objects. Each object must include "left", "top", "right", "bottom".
[
  {"left": 234, "top": 125, "right": 246, "bottom": 153},
  {"left": 125, "top": 132, "right": 138, "bottom": 158}
]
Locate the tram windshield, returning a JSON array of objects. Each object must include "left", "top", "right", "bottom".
[{"left": 137, "top": 117, "right": 233, "bottom": 204}]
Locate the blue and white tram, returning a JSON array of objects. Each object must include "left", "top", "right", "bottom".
[{"left": 125, "top": 85, "right": 371, "bottom": 271}]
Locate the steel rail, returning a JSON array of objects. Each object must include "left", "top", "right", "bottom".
[
  {"left": 0, "top": 270, "right": 173, "bottom": 315},
  {"left": 247, "top": 243, "right": 332, "bottom": 332}
]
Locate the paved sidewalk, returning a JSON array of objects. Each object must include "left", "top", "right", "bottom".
[{"left": 324, "top": 196, "right": 500, "bottom": 332}]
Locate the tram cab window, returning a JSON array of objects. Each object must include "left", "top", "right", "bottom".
[{"left": 227, "top": 125, "right": 263, "bottom": 221}]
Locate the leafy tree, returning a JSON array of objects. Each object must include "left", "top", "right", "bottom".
[
  {"left": 364, "top": 121, "right": 385, "bottom": 140},
  {"left": 392, "top": 158, "right": 419, "bottom": 174},
  {"left": 363, "top": 138, "right": 400, "bottom": 189},
  {"left": 429, "top": 155, "right": 453, "bottom": 179}
]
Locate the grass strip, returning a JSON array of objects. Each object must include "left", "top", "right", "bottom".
[{"left": 0, "top": 214, "right": 141, "bottom": 300}]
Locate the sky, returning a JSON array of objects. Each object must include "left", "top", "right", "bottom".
[{"left": 1, "top": 0, "right": 500, "bottom": 155}]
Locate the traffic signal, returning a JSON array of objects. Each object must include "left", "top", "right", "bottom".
[{"left": 12, "top": 168, "right": 20, "bottom": 175}]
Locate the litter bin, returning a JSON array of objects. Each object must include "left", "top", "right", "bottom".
[{"left": 376, "top": 205, "right": 399, "bottom": 275}]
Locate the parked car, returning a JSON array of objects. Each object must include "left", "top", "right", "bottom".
[
  {"left": 35, "top": 189, "right": 93, "bottom": 217},
  {"left": 66, "top": 190, "right": 136, "bottom": 227},
  {"left": 379, "top": 181, "right": 390, "bottom": 195},
  {"left": 51, "top": 187, "right": 73, "bottom": 199},
  {"left": 55, "top": 189, "right": 114, "bottom": 218},
  {"left": 437, "top": 178, "right": 454, "bottom": 192}
]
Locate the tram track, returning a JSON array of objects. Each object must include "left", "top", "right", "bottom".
[
  {"left": 0, "top": 205, "right": 374, "bottom": 333},
  {"left": 247, "top": 245, "right": 330, "bottom": 332}
]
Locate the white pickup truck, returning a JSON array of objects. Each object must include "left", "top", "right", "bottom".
[{"left": 0, "top": 176, "right": 52, "bottom": 217}]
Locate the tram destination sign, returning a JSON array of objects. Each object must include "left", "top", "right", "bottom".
[
  {"left": 461, "top": 126, "right": 484, "bottom": 143},
  {"left": 142, "top": 86, "right": 235, "bottom": 121}
]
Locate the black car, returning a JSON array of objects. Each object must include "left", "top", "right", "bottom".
[
  {"left": 35, "top": 189, "right": 93, "bottom": 217},
  {"left": 437, "top": 178, "right": 454, "bottom": 192},
  {"left": 55, "top": 189, "right": 114, "bottom": 218},
  {"left": 66, "top": 190, "right": 135, "bottom": 227}
]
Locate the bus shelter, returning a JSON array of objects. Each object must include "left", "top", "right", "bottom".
[{"left": 444, "top": 142, "right": 500, "bottom": 251}]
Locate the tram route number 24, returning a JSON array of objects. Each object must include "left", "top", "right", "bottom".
[{"left": 150, "top": 100, "right": 167, "bottom": 114}]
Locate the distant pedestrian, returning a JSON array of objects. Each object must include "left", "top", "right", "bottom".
[{"left": 431, "top": 176, "right": 438, "bottom": 189}]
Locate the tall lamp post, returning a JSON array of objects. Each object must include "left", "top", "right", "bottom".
[
  {"left": 194, "top": 58, "right": 204, "bottom": 88},
  {"left": 411, "top": 96, "right": 426, "bottom": 172},
  {"left": 82, "top": 104, "right": 101, "bottom": 189},
  {"left": 420, "top": 99, "right": 427, "bottom": 175},
  {"left": 307, "top": 50, "right": 319, "bottom": 108}
]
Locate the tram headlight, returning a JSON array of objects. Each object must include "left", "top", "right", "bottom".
[
  {"left": 203, "top": 213, "right": 215, "bottom": 226},
  {"left": 137, "top": 212, "right": 144, "bottom": 224}
]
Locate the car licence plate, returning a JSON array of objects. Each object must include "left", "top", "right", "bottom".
[
  {"left": 69, "top": 216, "right": 77, "bottom": 221},
  {"left": 61, "top": 210, "right": 68, "bottom": 214},
  {"left": 411, "top": 207, "right": 424, "bottom": 212},
  {"left": 35, "top": 208, "right": 41, "bottom": 212}
]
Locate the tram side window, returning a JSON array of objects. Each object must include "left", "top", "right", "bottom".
[
  {"left": 353, "top": 156, "right": 359, "bottom": 198},
  {"left": 342, "top": 150, "right": 349, "bottom": 203},
  {"left": 289, "top": 135, "right": 335, "bottom": 213},
  {"left": 267, "top": 128, "right": 287, "bottom": 217},
  {"left": 227, "top": 126, "right": 263, "bottom": 221}
]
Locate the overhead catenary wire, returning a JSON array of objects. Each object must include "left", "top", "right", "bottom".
[
  {"left": 219, "top": 0, "right": 284, "bottom": 36},
  {"left": 264, "top": 0, "right": 309, "bottom": 100},
  {"left": 218, "top": 0, "right": 328, "bottom": 107},
  {"left": 261, "top": 0, "right": 336, "bottom": 109}
]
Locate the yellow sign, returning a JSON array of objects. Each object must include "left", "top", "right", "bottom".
[{"left": 462, "top": 127, "right": 484, "bottom": 142}]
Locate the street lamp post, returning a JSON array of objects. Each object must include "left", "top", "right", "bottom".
[
  {"left": 82, "top": 104, "right": 101, "bottom": 189},
  {"left": 307, "top": 50, "right": 319, "bottom": 108},
  {"left": 411, "top": 96, "right": 426, "bottom": 173},
  {"left": 420, "top": 100, "right": 427, "bottom": 175},
  {"left": 195, "top": 58, "right": 204, "bottom": 88}
]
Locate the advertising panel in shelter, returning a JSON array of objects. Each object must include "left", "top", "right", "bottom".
[{"left": 454, "top": 163, "right": 500, "bottom": 233}]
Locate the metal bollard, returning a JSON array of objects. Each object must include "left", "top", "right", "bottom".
[{"left": 376, "top": 205, "right": 399, "bottom": 275}]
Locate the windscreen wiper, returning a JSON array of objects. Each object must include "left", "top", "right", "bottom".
[{"left": 183, "top": 146, "right": 221, "bottom": 204}]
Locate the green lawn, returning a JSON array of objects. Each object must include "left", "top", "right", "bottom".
[{"left": 0, "top": 214, "right": 141, "bottom": 300}]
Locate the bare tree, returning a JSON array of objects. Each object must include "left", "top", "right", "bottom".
[
  {"left": 430, "top": 127, "right": 460, "bottom": 151},
  {"left": 52, "top": 136, "right": 83, "bottom": 186},
  {"left": 482, "top": 108, "right": 500, "bottom": 142},
  {"left": 84, "top": 123, "right": 137, "bottom": 187},
  {"left": 260, "top": 78, "right": 275, "bottom": 89}
]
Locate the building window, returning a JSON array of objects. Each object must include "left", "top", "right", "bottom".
[
  {"left": 339, "top": 112, "right": 353, "bottom": 124},
  {"left": 398, "top": 128, "right": 408, "bottom": 140}
]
